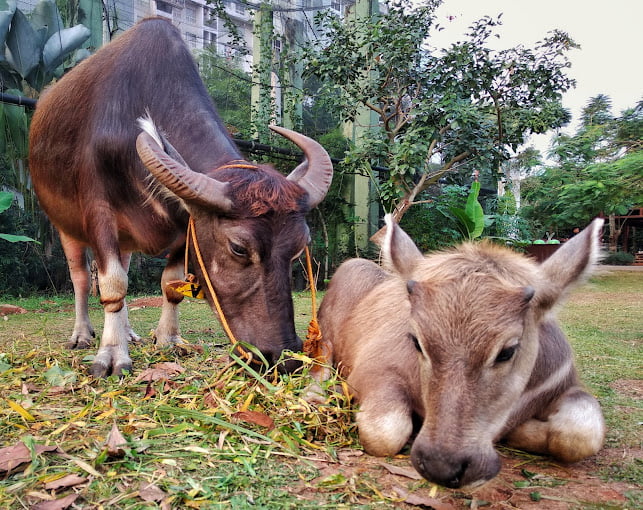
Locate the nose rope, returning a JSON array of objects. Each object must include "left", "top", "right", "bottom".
[
  {"left": 302, "top": 245, "right": 324, "bottom": 362},
  {"left": 185, "top": 216, "right": 323, "bottom": 367},
  {"left": 186, "top": 216, "right": 259, "bottom": 365}
]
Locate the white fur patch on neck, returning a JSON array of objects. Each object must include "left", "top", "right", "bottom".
[{"left": 137, "top": 113, "right": 163, "bottom": 148}]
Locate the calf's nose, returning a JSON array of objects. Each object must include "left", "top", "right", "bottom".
[{"left": 411, "top": 442, "right": 501, "bottom": 489}]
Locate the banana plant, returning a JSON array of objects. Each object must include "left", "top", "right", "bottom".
[
  {"left": 448, "top": 181, "right": 493, "bottom": 241},
  {"left": 0, "top": 0, "right": 90, "bottom": 92},
  {"left": 0, "top": 191, "right": 36, "bottom": 242}
]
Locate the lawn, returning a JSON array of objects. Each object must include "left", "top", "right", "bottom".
[{"left": 0, "top": 269, "right": 641, "bottom": 509}]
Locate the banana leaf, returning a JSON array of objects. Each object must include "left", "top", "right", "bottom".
[
  {"left": 0, "top": 0, "right": 16, "bottom": 56},
  {"left": 42, "top": 24, "right": 90, "bottom": 74},
  {"left": 448, "top": 181, "right": 486, "bottom": 240},
  {"left": 5, "top": 8, "right": 41, "bottom": 78},
  {"left": 29, "top": 0, "right": 64, "bottom": 42}
]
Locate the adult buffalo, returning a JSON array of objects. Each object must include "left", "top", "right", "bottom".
[{"left": 29, "top": 17, "right": 333, "bottom": 377}]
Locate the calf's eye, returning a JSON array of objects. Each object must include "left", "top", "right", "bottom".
[
  {"left": 409, "top": 334, "right": 422, "bottom": 352},
  {"left": 495, "top": 345, "right": 518, "bottom": 363}
]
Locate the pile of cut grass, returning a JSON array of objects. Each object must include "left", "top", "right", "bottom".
[{"left": 0, "top": 293, "right": 360, "bottom": 508}]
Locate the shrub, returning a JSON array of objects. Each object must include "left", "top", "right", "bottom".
[{"left": 601, "top": 251, "right": 634, "bottom": 266}]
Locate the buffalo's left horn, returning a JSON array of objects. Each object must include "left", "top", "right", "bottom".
[
  {"left": 136, "top": 131, "right": 233, "bottom": 212},
  {"left": 270, "top": 125, "right": 334, "bottom": 208}
]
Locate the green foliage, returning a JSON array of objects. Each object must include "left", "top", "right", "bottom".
[
  {"left": 601, "top": 251, "right": 634, "bottom": 266},
  {"left": 0, "top": 191, "right": 34, "bottom": 243},
  {"left": 198, "top": 50, "right": 253, "bottom": 138},
  {"left": 0, "top": 0, "right": 90, "bottom": 92},
  {"left": 399, "top": 185, "right": 468, "bottom": 250},
  {"left": 301, "top": 0, "right": 577, "bottom": 219},
  {"left": 522, "top": 96, "right": 643, "bottom": 237},
  {"left": 447, "top": 181, "right": 487, "bottom": 240},
  {"left": 0, "top": 90, "right": 28, "bottom": 160}
]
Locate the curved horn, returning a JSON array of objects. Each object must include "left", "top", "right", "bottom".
[
  {"left": 136, "top": 130, "right": 232, "bottom": 212},
  {"left": 270, "top": 125, "right": 333, "bottom": 208}
]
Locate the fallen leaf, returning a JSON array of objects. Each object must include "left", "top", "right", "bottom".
[
  {"left": 0, "top": 442, "right": 61, "bottom": 475},
  {"left": 105, "top": 423, "right": 128, "bottom": 458},
  {"left": 231, "top": 410, "right": 275, "bottom": 430},
  {"left": 0, "top": 304, "right": 27, "bottom": 315},
  {"left": 43, "top": 473, "right": 88, "bottom": 491},
  {"left": 172, "top": 343, "right": 204, "bottom": 355},
  {"left": 392, "top": 485, "right": 456, "bottom": 510},
  {"left": 31, "top": 493, "right": 78, "bottom": 510},
  {"left": 68, "top": 457, "right": 102, "bottom": 478},
  {"left": 143, "top": 382, "right": 157, "bottom": 399},
  {"left": 202, "top": 392, "right": 217, "bottom": 409},
  {"left": 134, "top": 362, "right": 185, "bottom": 383},
  {"left": 7, "top": 399, "right": 36, "bottom": 421},
  {"left": 46, "top": 386, "right": 74, "bottom": 396},
  {"left": 379, "top": 462, "right": 423, "bottom": 480},
  {"left": 139, "top": 482, "right": 167, "bottom": 502},
  {"left": 44, "top": 365, "right": 77, "bottom": 387}
]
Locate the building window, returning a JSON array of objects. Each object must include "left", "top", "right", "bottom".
[
  {"left": 204, "top": 31, "right": 217, "bottom": 47},
  {"left": 186, "top": 6, "right": 196, "bottom": 24},
  {"left": 185, "top": 32, "right": 197, "bottom": 48},
  {"left": 235, "top": 1, "right": 245, "bottom": 14},
  {"left": 156, "top": 0, "right": 172, "bottom": 14}
]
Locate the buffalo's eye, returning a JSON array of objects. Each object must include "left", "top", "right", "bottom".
[
  {"left": 230, "top": 242, "right": 249, "bottom": 258},
  {"left": 495, "top": 344, "right": 518, "bottom": 364},
  {"left": 409, "top": 334, "right": 422, "bottom": 352}
]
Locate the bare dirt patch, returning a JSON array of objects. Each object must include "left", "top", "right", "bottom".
[
  {"left": 291, "top": 446, "right": 640, "bottom": 509},
  {"left": 129, "top": 296, "right": 164, "bottom": 309},
  {"left": 610, "top": 379, "right": 643, "bottom": 400}
]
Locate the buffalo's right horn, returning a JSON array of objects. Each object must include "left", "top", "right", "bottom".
[{"left": 270, "top": 125, "right": 333, "bottom": 209}]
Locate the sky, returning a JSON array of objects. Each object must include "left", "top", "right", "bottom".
[{"left": 426, "top": 0, "right": 643, "bottom": 158}]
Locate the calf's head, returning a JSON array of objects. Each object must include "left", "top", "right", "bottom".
[
  {"left": 378, "top": 215, "right": 603, "bottom": 488},
  {"left": 136, "top": 122, "right": 333, "bottom": 371}
]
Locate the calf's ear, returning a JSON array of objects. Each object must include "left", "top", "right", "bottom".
[
  {"left": 536, "top": 218, "right": 604, "bottom": 310},
  {"left": 378, "top": 214, "right": 424, "bottom": 277}
]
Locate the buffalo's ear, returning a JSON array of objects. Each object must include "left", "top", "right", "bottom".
[
  {"left": 379, "top": 214, "right": 424, "bottom": 277},
  {"left": 536, "top": 218, "right": 604, "bottom": 311}
]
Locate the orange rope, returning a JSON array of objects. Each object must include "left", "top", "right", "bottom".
[
  {"left": 303, "top": 246, "right": 324, "bottom": 362},
  {"left": 217, "top": 160, "right": 258, "bottom": 171},
  {"left": 187, "top": 217, "right": 258, "bottom": 365}
]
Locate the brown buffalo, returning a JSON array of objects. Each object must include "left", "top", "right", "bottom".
[
  {"left": 315, "top": 215, "right": 605, "bottom": 488},
  {"left": 28, "top": 18, "right": 333, "bottom": 377}
]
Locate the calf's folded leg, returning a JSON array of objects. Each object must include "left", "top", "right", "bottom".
[
  {"left": 505, "top": 386, "right": 605, "bottom": 463},
  {"left": 355, "top": 385, "right": 414, "bottom": 457}
]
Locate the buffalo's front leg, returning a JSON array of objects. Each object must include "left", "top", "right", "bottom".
[
  {"left": 153, "top": 249, "right": 185, "bottom": 346},
  {"left": 505, "top": 386, "right": 605, "bottom": 463},
  {"left": 90, "top": 255, "right": 134, "bottom": 377},
  {"left": 59, "top": 232, "right": 95, "bottom": 349}
]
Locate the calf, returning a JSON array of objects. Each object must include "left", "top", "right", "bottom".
[{"left": 317, "top": 215, "right": 605, "bottom": 488}]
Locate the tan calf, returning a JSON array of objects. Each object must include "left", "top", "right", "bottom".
[{"left": 317, "top": 215, "right": 605, "bottom": 488}]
